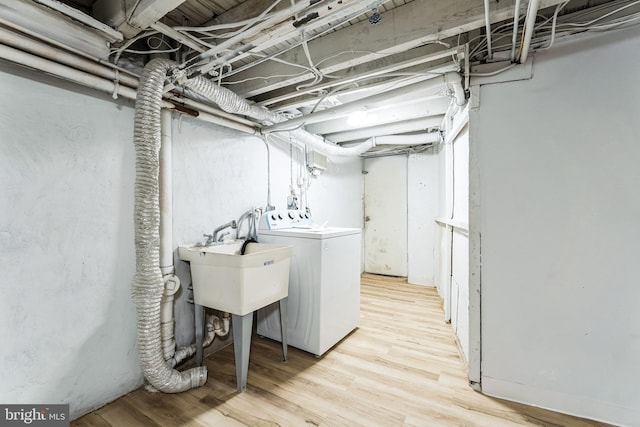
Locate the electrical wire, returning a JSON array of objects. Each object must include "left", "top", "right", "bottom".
[
  {"left": 213, "top": 4, "right": 383, "bottom": 81},
  {"left": 296, "top": 31, "right": 323, "bottom": 90},
  {"left": 540, "top": 1, "right": 571, "bottom": 50},
  {"left": 466, "top": 0, "right": 640, "bottom": 64},
  {"left": 204, "top": 0, "right": 283, "bottom": 40}
]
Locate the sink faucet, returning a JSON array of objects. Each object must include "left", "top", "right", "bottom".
[{"left": 204, "top": 220, "right": 237, "bottom": 246}]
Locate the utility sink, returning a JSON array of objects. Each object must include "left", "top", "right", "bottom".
[{"left": 178, "top": 241, "right": 292, "bottom": 316}]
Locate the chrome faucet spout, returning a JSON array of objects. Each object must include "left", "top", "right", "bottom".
[{"left": 210, "top": 220, "right": 237, "bottom": 244}]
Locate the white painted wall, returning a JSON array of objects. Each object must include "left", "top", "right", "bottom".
[
  {"left": 407, "top": 150, "right": 438, "bottom": 286},
  {"left": 0, "top": 67, "right": 364, "bottom": 419},
  {"left": 470, "top": 27, "right": 640, "bottom": 425},
  {"left": 433, "top": 112, "right": 470, "bottom": 363},
  {"left": 0, "top": 70, "right": 141, "bottom": 418}
]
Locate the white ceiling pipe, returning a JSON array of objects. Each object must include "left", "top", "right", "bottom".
[
  {"left": 326, "top": 115, "right": 445, "bottom": 143},
  {"left": 0, "top": 24, "right": 258, "bottom": 131},
  {"left": 159, "top": 109, "right": 174, "bottom": 275},
  {"left": 446, "top": 72, "right": 466, "bottom": 106},
  {"left": 483, "top": 0, "right": 494, "bottom": 60},
  {"left": 511, "top": 0, "right": 522, "bottom": 62},
  {"left": 372, "top": 132, "right": 442, "bottom": 146},
  {"left": 0, "top": 43, "right": 142, "bottom": 102},
  {"left": 519, "top": 0, "right": 540, "bottom": 63},
  {"left": 0, "top": 42, "right": 260, "bottom": 135},
  {"left": 292, "top": 129, "right": 375, "bottom": 156},
  {"left": 0, "top": 26, "right": 139, "bottom": 88},
  {"left": 194, "top": 110, "right": 259, "bottom": 134},
  {"left": 265, "top": 74, "right": 459, "bottom": 132},
  {"left": 0, "top": 15, "right": 134, "bottom": 77}
]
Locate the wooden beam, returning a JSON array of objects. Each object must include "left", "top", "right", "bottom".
[
  {"left": 93, "top": 0, "right": 186, "bottom": 38},
  {"left": 258, "top": 44, "right": 463, "bottom": 108},
  {"left": 226, "top": 0, "right": 568, "bottom": 98},
  {"left": 0, "top": 0, "right": 111, "bottom": 59},
  {"left": 203, "top": 0, "right": 291, "bottom": 27}
]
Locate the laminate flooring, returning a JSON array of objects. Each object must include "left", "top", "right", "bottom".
[{"left": 73, "top": 274, "right": 609, "bottom": 427}]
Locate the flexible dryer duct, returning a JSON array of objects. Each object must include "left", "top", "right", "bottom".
[
  {"left": 133, "top": 58, "right": 207, "bottom": 392},
  {"left": 177, "top": 72, "right": 376, "bottom": 156}
]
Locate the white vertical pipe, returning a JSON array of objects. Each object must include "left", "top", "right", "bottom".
[
  {"left": 483, "top": 0, "right": 493, "bottom": 60},
  {"left": 511, "top": 0, "right": 522, "bottom": 62},
  {"left": 519, "top": 0, "right": 540, "bottom": 63},
  {"left": 160, "top": 109, "right": 174, "bottom": 275}
]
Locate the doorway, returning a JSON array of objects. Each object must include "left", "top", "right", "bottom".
[{"left": 363, "top": 156, "right": 408, "bottom": 277}]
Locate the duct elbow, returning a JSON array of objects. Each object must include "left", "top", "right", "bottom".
[{"left": 445, "top": 72, "right": 466, "bottom": 106}]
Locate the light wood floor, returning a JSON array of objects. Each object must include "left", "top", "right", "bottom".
[{"left": 73, "top": 274, "right": 609, "bottom": 427}]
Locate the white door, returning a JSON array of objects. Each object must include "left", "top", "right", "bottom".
[{"left": 363, "top": 156, "right": 408, "bottom": 276}]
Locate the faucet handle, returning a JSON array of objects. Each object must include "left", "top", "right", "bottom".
[{"left": 203, "top": 234, "right": 214, "bottom": 245}]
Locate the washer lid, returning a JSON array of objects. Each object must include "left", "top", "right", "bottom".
[{"left": 259, "top": 226, "right": 361, "bottom": 239}]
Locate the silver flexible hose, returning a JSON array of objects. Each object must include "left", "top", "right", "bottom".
[
  {"left": 180, "top": 75, "right": 376, "bottom": 156},
  {"left": 133, "top": 58, "right": 207, "bottom": 393}
]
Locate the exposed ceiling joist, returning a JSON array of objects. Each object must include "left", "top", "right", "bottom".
[
  {"left": 266, "top": 76, "right": 450, "bottom": 131},
  {"left": 260, "top": 44, "right": 463, "bottom": 109},
  {"left": 93, "top": 0, "right": 186, "bottom": 38},
  {"left": 0, "top": 0, "right": 112, "bottom": 59},
  {"left": 202, "top": 0, "right": 291, "bottom": 27},
  {"left": 190, "top": 0, "right": 384, "bottom": 78},
  {"left": 226, "top": 0, "right": 568, "bottom": 99}
]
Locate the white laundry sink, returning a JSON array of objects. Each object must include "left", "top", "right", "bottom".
[{"left": 178, "top": 241, "right": 292, "bottom": 316}]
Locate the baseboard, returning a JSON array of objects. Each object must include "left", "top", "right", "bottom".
[{"left": 482, "top": 376, "right": 640, "bottom": 427}]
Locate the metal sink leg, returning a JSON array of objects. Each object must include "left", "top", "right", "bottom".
[{"left": 232, "top": 313, "right": 253, "bottom": 392}]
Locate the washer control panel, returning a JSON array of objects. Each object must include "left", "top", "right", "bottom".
[{"left": 260, "top": 209, "right": 313, "bottom": 230}]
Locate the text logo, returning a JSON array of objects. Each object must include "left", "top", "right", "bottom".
[{"left": 1, "top": 405, "right": 69, "bottom": 427}]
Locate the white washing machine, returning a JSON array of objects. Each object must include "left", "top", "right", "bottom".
[{"left": 256, "top": 209, "right": 361, "bottom": 356}]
